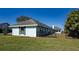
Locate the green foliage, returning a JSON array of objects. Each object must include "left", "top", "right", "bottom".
[
  {"left": 64, "top": 10, "right": 79, "bottom": 38},
  {"left": 0, "top": 29, "right": 2, "bottom": 33},
  {"left": 16, "top": 16, "right": 31, "bottom": 23},
  {"left": 3, "top": 28, "right": 8, "bottom": 35}
]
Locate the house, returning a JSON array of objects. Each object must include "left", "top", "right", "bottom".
[
  {"left": 9, "top": 19, "right": 53, "bottom": 37},
  {"left": 52, "top": 25, "right": 61, "bottom": 34}
]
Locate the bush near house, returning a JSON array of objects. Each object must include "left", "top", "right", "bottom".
[{"left": 0, "top": 29, "right": 2, "bottom": 33}]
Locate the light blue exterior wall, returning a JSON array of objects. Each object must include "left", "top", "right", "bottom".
[
  {"left": 12, "top": 27, "right": 37, "bottom": 37},
  {"left": 25, "top": 27, "right": 37, "bottom": 37},
  {"left": 12, "top": 26, "right": 53, "bottom": 37},
  {"left": 12, "top": 28, "right": 19, "bottom": 35}
]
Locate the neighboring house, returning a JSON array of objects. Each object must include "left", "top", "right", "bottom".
[
  {"left": 52, "top": 25, "right": 61, "bottom": 34},
  {"left": 9, "top": 19, "right": 53, "bottom": 37}
]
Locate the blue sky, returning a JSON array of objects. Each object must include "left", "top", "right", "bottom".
[{"left": 0, "top": 8, "right": 76, "bottom": 30}]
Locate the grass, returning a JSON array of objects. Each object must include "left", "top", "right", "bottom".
[{"left": 0, "top": 35, "right": 79, "bottom": 51}]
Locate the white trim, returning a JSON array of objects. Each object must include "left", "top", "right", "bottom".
[{"left": 9, "top": 24, "right": 38, "bottom": 27}]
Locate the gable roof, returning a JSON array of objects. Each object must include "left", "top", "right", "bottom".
[
  {"left": 9, "top": 19, "right": 52, "bottom": 29},
  {"left": 17, "top": 19, "right": 37, "bottom": 25}
]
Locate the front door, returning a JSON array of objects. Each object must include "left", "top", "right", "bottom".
[{"left": 19, "top": 27, "right": 25, "bottom": 36}]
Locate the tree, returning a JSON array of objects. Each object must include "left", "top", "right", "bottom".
[
  {"left": 2, "top": 23, "right": 10, "bottom": 35},
  {"left": 16, "top": 16, "right": 31, "bottom": 23},
  {"left": 3, "top": 27, "right": 8, "bottom": 35},
  {"left": 64, "top": 10, "right": 79, "bottom": 38}
]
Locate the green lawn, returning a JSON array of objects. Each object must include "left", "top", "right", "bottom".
[{"left": 0, "top": 35, "right": 79, "bottom": 51}]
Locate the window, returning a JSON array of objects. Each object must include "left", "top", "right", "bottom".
[{"left": 19, "top": 27, "right": 25, "bottom": 35}]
